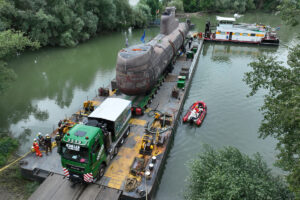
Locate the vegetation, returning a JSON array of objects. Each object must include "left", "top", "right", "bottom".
[
  {"left": 182, "top": 0, "right": 278, "bottom": 13},
  {"left": 245, "top": 46, "right": 300, "bottom": 198},
  {"left": 185, "top": 146, "right": 292, "bottom": 200},
  {"left": 0, "top": 30, "right": 39, "bottom": 95},
  {"left": 167, "top": 0, "right": 184, "bottom": 12},
  {"left": 0, "top": 0, "right": 155, "bottom": 94},
  {"left": 0, "top": 135, "right": 40, "bottom": 200},
  {"left": 0, "top": 134, "right": 19, "bottom": 167},
  {"left": 244, "top": 0, "right": 300, "bottom": 197},
  {"left": 0, "top": 0, "right": 153, "bottom": 48}
]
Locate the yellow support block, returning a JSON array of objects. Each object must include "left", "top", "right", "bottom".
[
  {"left": 129, "top": 118, "right": 147, "bottom": 126},
  {"left": 145, "top": 108, "right": 152, "bottom": 113}
]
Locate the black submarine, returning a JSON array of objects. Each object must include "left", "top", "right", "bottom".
[{"left": 116, "top": 7, "right": 189, "bottom": 95}]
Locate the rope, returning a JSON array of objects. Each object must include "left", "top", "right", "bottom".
[
  {"left": 124, "top": 177, "right": 139, "bottom": 192},
  {"left": 0, "top": 151, "right": 31, "bottom": 173},
  {"left": 0, "top": 140, "right": 58, "bottom": 173}
]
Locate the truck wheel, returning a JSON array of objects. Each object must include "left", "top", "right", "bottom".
[
  {"left": 120, "top": 138, "right": 124, "bottom": 145},
  {"left": 114, "top": 146, "right": 119, "bottom": 156},
  {"left": 124, "top": 128, "right": 130, "bottom": 138},
  {"left": 97, "top": 164, "right": 106, "bottom": 180}
]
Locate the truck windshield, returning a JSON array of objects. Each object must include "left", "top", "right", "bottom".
[{"left": 61, "top": 143, "right": 89, "bottom": 164}]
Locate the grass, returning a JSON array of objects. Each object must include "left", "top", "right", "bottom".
[
  {"left": 0, "top": 154, "right": 40, "bottom": 200},
  {"left": 0, "top": 135, "right": 40, "bottom": 199}
]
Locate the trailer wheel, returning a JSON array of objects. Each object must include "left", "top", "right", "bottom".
[
  {"left": 114, "top": 146, "right": 119, "bottom": 156},
  {"left": 120, "top": 138, "right": 124, "bottom": 145},
  {"left": 124, "top": 128, "right": 130, "bottom": 138},
  {"left": 97, "top": 164, "right": 106, "bottom": 180}
]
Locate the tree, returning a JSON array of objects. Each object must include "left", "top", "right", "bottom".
[
  {"left": 244, "top": 0, "right": 300, "bottom": 197},
  {"left": 168, "top": 0, "right": 184, "bottom": 12},
  {"left": 244, "top": 45, "right": 300, "bottom": 199},
  {"left": 140, "top": 0, "right": 161, "bottom": 17},
  {"left": 0, "top": 30, "right": 39, "bottom": 94},
  {"left": 0, "top": 0, "right": 145, "bottom": 47},
  {"left": 278, "top": 0, "right": 300, "bottom": 26},
  {"left": 132, "top": 2, "right": 152, "bottom": 28},
  {"left": 185, "top": 146, "right": 292, "bottom": 200},
  {"left": 0, "top": 134, "right": 19, "bottom": 167}
]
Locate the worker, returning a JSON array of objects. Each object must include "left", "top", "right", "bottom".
[
  {"left": 37, "top": 132, "right": 45, "bottom": 147},
  {"left": 195, "top": 105, "right": 199, "bottom": 113},
  {"left": 55, "top": 132, "right": 61, "bottom": 153},
  {"left": 33, "top": 139, "right": 42, "bottom": 157},
  {"left": 44, "top": 134, "right": 52, "bottom": 155}
]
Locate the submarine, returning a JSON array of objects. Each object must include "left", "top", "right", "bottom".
[{"left": 116, "top": 7, "right": 189, "bottom": 95}]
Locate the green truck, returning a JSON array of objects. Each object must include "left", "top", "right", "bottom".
[{"left": 59, "top": 98, "right": 131, "bottom": 183}]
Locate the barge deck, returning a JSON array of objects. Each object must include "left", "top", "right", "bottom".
[{"left": 23, "top": 39, "right": 203, "bottom": 200}]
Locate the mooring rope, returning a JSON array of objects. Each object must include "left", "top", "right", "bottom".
[{"left": 0, "top": 151, "right": 31, "bottom": 173}]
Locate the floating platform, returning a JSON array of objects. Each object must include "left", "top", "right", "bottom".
[{"left": 22, "top": 39, "right": 203, "bottom": 200}]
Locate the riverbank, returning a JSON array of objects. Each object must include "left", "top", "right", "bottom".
[
  {"left": 0, "top": 155, "right": 39, "bottom": 200},
  {"left": 0, "top": 136, "right": 39, "bottom": 200}
]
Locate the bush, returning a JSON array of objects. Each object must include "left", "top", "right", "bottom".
[
  {"left": 0, "top": 135, "right": 19, "bottom": 167},
  {"left": 185, "top": 146, "right": 293, "bottom": 200}
]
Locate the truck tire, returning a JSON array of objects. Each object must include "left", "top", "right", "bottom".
[
  {"left": 97, "top": 164, "right": 106, "bottom": 180},
  {"left": 120, "top": 138, "right": 124, "bottom": 145},
  {"left": 114, "top": 146, "right": 119, "bottom": 156},
  {"left": 124, "top": 128, "right": 130, "bottom": 138}
]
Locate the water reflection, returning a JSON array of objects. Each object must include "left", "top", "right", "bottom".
[
  {"left": 0, "top": 27, "right": 159, "bottom": 153},
  {"left": 202, "top": 43, "right": 279, "bottom": 64}
]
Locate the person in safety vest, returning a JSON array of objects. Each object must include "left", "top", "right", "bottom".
[
  {"left": 44, "top": 134, "right": 52, "bottom": 155},
  {"left": 37, "top": 132, "right": 45, "bottom": 147},
  {"left": 33, "top": 139, "right": 42, "bottom": 157}
]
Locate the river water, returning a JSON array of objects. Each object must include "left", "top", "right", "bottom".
[{"left": 0, "top": 12, "right": 298, "bottom": 199}]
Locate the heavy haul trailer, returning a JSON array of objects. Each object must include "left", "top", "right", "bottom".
[
  {"left": 126, "top": 72, "right": 168, "bottom": 116},
  {"left": 59, "top": 98, "right": 131, "bottom": 183}
]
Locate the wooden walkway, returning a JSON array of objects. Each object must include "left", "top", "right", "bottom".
[{"left": 29, "top": 174, "right": 121, "bottom": 200}]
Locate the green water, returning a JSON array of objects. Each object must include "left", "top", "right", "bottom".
[{"left": 0, "top": 12, "right": 299, "bottom": 199}]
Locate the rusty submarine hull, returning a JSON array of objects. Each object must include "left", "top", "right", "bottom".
[{"left": 116, "top": 7, "right": 189, "bottom": 95}]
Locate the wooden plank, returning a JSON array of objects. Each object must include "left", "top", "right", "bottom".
[
  {"left": 77, "top": 184, "right": 103, "bottom": 200},
  {"left": 29, "top": 174, "right": 67, "bottom": 200},
  {"left": 49, "top": 178, "right": 86, "bottom": 200},
  {"left": 95, "top": 187, "right": 121, "bottom": 200}
]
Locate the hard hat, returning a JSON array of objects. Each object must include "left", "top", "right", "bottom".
[
  {"left": 34, "top": 138, "right": 37, "bottom": 141},
  {"left": 46, "top": 134, "right": 49, "bottom": 137},
  {"left": 38, "top": 132, "right": 41, "bottom": 136}
]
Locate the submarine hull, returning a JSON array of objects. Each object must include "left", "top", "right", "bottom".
[{"left": 116, "top": 7, "right": 189, "bottom": 95}]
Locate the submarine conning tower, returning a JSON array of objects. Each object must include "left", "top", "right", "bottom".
[{"left": 116, "top": 7, "right": 189, "bottom": 95}]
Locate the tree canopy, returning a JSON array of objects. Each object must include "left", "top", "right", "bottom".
[
  {"left": 185, "top": 146, "right": 292, "bottom": 200},
  {"left": 244, "top": 0, "right": 300, "bottom": 197},
  {"left": 182, "top": 0, "right": 277, "bottom": 13},
  {"left": 0, "top": 30, "right": 39, "bottom": 94},
  {"left": 0, "top": 0, "right": 153, "bottom": 47}
]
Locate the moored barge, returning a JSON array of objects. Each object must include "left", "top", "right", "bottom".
[
  {"left": 204, "top": 16, "right": 279, "bottom": 46},
  {"left": 23, "top": 7, "right": 204, "bottom": 200}
]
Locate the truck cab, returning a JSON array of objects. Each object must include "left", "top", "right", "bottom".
[
  {"left": 60, "top": 124, "right": 107, "bottom": 183},
  {"left": 60, "top": 98, "right": 131, "bottom": 183}
]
